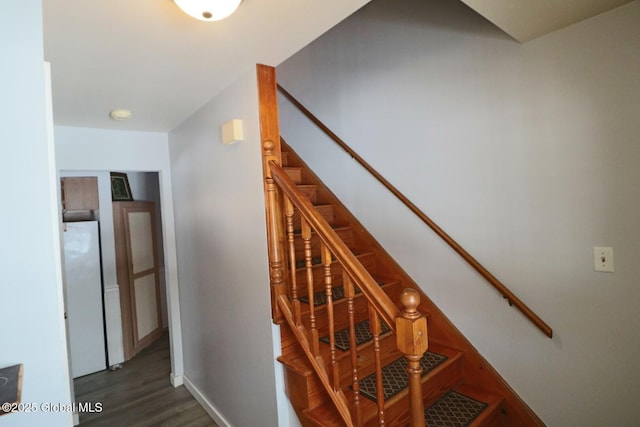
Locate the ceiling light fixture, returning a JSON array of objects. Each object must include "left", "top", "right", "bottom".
[
  {"left": 173, "top": 0, "right": 242, "bottom": 22},
  {"left": 109, "top": 109, "right": 132, "bottom": 121}
]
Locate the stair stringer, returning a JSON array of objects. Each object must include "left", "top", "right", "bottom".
[{"left": 279, "top": 140, "right": 544, "bottom": 426}]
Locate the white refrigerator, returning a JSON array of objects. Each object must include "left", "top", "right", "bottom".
[{"left": 63, "top": 221, "right": 107, "bottom": 378}]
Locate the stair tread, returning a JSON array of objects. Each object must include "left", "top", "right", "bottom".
[
  {"left": 295, "top": 249, "right": 374, "bottom": 268},
  {"left": 295, "top": 249, "right": 367, "bottom": 269},
  {"left": 358, "top": 351, "right": 449, "bottom": 403},
  {"left": 298, "top": 275, "right": 384, "bottom": 305},
  {"left": 425, "top": 384, "right": 503, "bottom": 427},
  {"left": 338, "top": 343, "right": 465, "bottom": 425},
  {"left": 319, "top": 318, "right": 392, "bottom": 351},
  {"left": 276, "top": 353, "right": 312, "bottom": 377},
  {"left": 293, "top": 225, "right": 351, "bottom": 237},
  {"left": 302, "top": 402, "right": 345, "bottom": 427},
  {"left": 293, "top": 203, "right": 336, "bottom": 209},
  {"left": 298, "top": 362, "right": 497, "bottom": 427}
]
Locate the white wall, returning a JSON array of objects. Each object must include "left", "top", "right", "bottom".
[
  {"left": 277, "top": 1, "right": 640, "bottom": 425},
  {"left": 0, "top": 2, "right": 73, "bottom": 426},
  {"left": 168, "top": 68, "right": 281, "bottom": 426},
  {"left": 55, "top": 127, "right": 183, "bottom": 382}
]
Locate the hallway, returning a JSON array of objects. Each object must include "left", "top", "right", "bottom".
[{"left": 73, "top": 334, "right": 216, "bottom": 426}]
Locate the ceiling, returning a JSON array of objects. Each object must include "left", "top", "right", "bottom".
[
  {"left": 42, "top": 0, "right": 634, "bottom": 133},
  {"left": 43, "top": 0, "right": 371, "bottom": 132},
  {"left": 460, "top": 0, "right": 634, "bottom": 42}
]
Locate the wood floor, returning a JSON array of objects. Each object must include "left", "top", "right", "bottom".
[{"left": 74, "top": 333, "right": 217, "bottom": 427}]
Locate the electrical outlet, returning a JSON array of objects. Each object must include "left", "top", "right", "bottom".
[{"left": 593, "top": 246, "right": 614, "bottom": 272}]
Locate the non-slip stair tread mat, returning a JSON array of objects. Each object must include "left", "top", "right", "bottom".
[
  {"left": 425, "top": 391, "right": 488, "bottom": 427},
  {"left": 299, "top": 285, "right": 347, "bottom": 305},
  {"left": 294, "top": 250, "right": 361, "bottom": 269},
  {"left": 358, "top": 351, "right": 448, "bottom": 402},
  {"left": 319, "top": 319, "right": 391, "bottom": 351},
  {"left": 299, "top": 280, "right": 385, "bottom": 306}
]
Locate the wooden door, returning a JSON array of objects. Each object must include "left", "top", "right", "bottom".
[{"left": 113, "top": 201, "right": 163, "bottom": 360}]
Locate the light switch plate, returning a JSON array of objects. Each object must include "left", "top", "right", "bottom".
[{"left": 593, "top": 246, "right": 614, "bottom": 272}]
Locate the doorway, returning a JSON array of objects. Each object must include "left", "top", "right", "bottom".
[
  {"left": 112, "top": 172, "right": 168, "bottom": 360},
  {"left": 59, "top": 170, "right": 181, "bottom": 423}
]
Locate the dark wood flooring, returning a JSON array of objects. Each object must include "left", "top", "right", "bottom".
[{"left": 74, "top": 333, "right": 217, "bottom": 426}]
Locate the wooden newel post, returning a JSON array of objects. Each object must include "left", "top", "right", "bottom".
[
  {"left": 257, "top": 65, "right": 285, "bottom": 324},
  {"left": 396, "top": 288, "right": 428, "bottom": 427},
  {"left": 263, "top": 140, "right": 286, "bottom": 324}
]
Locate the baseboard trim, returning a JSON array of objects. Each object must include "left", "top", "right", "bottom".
[
  {"left": 170, "top": 372, "right": 184, "bottom": 387},
  {"left": 183, "top": 375, "right": 232, "bottom": 427}
]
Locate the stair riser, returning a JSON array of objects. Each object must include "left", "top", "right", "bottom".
[
  {"left": 421, "top": 358, "right": 463, "bottom": 408},
  {"left": 295, "top": 185, "right": 318, "bottom": 204},
  {"left": 291, "top": 205, "right": 336, "bottom": 229},
  {"left": 279, "top": 325, "right": 307, "bottom": 360},
  {"left": 284, "top": 167, "right": 302, "bottom": 184},
  {"left": 282, "top": 362, "right": 329, "bottom": 412},
  {"left": 472, "top": 405, "right": 501, "bottom": 427}
]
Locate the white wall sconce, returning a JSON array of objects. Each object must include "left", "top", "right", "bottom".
[
  {"left": 221, "top": 119, "right": 244, "bottom": 145},
  {"left": 173, "top": 0, "right": 242, "bottom": 22}
]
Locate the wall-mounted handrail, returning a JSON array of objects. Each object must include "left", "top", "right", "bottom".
[{"left": 277, "top": 84, "right": 553, "bottom": 339}]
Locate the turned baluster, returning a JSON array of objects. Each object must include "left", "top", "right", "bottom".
[
  {"left": 396, "top": 289, "right": 428, "bottom": 427},
  {"left": 345, "top": 273, "right": 363, "bottom": 426},
  {"left": 369, "top": 306, "right": 385, "bottom": 426},
  {"left": 321, "top": 243, "right": 339, "bottom": 389},
  {"left": 301, "top": 217, "right": 319, "bottom": 355},
  {"left": 284, "top": 196, "right": 301, "bottom": 324}
]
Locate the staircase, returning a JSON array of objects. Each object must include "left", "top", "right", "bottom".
[{"left": 272, "top": 142, "right": 544, "bottom": 426}]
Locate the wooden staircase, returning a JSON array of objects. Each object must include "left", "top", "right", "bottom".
[{"left": 273, "top": 143, "right": 543, "bottom": 426}]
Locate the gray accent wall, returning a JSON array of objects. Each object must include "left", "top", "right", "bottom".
[
  {"left": 277, "top": 0, "right": 640, "bottom": 425},
  {"left": 168, "top": 69, "right": 280, "bottom": 426}
]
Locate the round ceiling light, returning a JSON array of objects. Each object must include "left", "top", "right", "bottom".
[{"left": 173, "top": 0, "right": 242, "bottom": 22}]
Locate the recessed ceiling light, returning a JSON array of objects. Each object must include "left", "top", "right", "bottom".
[{"left": 109, "top": 109, "right": 133, "bottom": 121}]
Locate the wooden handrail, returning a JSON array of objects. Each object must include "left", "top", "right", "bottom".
[
  {"left": 272, "top": 159, "right": 428, "bottom": 426},
  {"left": 270, "top": 160, "right": 402, "bottom": 329},
  {"left": 277, "top": 84, "right": 553, "bottom": 339}
]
